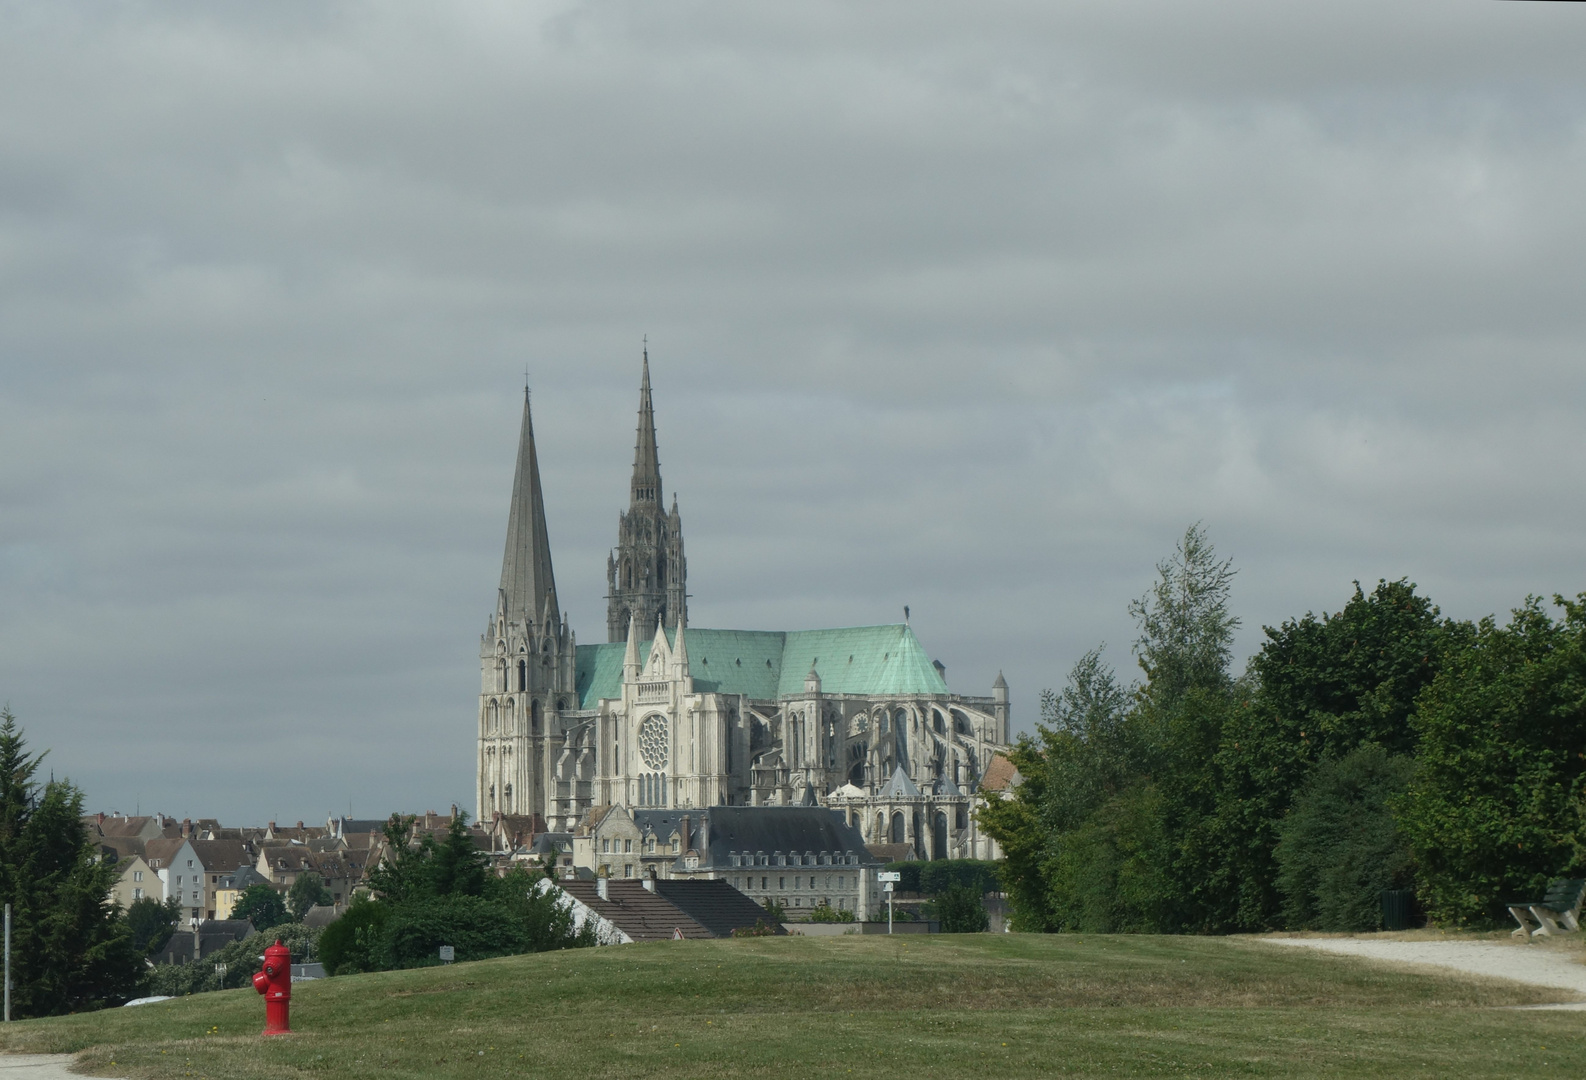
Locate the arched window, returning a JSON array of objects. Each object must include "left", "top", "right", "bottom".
[
  {"left": 933, "top": 812, "right": 948, "bottom": 861},
  {"left": 956, "top": 806, "right": 967, "bottom": 830},
  {"left": 933, "top": 713, "right": 945, "bottom": 735},
  {"left": 531, "top": 699, "right": 542, "bottom": 734},
  {"left": 518, "top": 660, "right": 527, "bottom": 692},
  {"left": 876, "top": 812, "right": 886, "bottom": 839},
  {"left": 890, "top": 812, "right": 905, "bottom": 844}
]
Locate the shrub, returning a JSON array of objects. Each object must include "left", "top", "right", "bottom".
[
  {"left": 231, "top": 885, "right": 290, "bottom": 932},
  {"left": 316, "top": 899, "right": 390, "bottom": 976},
  {"left": 917, "top": 860, "right": 1003, "bottom": 897},
  {"left": 936, "top": 884, "right": 991, "bottom": 933},
  {"left": 761, "top": 897, "right": 787, "bottom": 922},
  {"left": 806, "top": 902, "right": 855, "bottom": 923},
  {"left": 730, "top": 919, "right": 777, "bottom": 938}
]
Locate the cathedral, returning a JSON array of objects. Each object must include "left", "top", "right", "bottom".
[{"left": 476, "top": 353, "right": 1011, "bottom": 861}]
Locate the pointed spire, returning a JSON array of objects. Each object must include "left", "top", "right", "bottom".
[
  {"left": 622, "top": 613, "right": 641, "bottom": 681},
  {"left": 498, "top": 389, "right": 559, "bottom": 621},
  {"left": 672, "top": 614, "right": 689, "bottom": 677},
  {"left": 631, "top": 344, "right": 662, "bottom": 507}
]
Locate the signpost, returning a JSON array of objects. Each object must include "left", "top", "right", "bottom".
[
  {"left": 439, "top": 945, "right": 455, "bottom": 965},
  {"left": 877, "top": 872, "right": 901, "bottom": 934}
]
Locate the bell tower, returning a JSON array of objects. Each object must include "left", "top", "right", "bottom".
[
  {"left": 606, "top": 347, "right": 688, "bottom": 641},
  {"left": 478, "top": 389, "right": 578, "bottom": 824}
]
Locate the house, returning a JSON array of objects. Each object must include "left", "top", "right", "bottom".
[
  {"left": 145, "top": 837, "right": 252, "bottom": 921},
  {"left": 668, "top": 805, "right": 881, "bottom": 919},
  {"left": 151, "top": 920, "right": 255, "bottom": 966},
  {"left": 214, "top": 865, "right": 276, "bottom": 920},
  {"left": 109, "top": 854, "right": 156, "bottom": 910},
  {"left": 256, "top": 845, "right": 366, "bottom": 904}
]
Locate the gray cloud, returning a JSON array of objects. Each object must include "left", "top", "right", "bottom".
[{"left": 2, "top": 0, "right": 1584, "bottom": 823}]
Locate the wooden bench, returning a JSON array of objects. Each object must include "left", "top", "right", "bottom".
[{"left": 1506, "top": 878, "right": 1586, "bottom": 938}]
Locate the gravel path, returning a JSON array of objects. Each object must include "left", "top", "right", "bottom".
[{"left": 1264, "top": 937, "right": 1586, "bottom": 1009}]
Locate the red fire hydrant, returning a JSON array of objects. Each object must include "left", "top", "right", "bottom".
[{"left": 251, "top": 938, "right": 292, "bottom": 1035}]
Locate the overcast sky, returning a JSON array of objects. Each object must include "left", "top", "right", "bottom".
[{"left": 3, "top": 1, "right": 1584, "bottom": 826}]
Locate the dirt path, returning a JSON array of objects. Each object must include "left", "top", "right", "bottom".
[
  {"left": 0, "top": 1054, "right": 121, "bottom": 1080},
  {"left": 1264, "top": 936, "right": 1586, "bottom": 1009}
]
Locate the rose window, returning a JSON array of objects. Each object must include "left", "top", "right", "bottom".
[{"left": 638, "top": 715, "right": 670, "bottom": 771}]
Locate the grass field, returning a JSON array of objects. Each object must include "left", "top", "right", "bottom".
[{"left": 2, "top": 935, "right": 1583, "bottom": 1079}]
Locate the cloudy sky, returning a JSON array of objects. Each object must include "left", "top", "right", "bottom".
[{"left": 2, "top": 1, "right": 1584, "bottom": 826}]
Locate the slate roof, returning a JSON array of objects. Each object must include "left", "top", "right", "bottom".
[
  {"left": 692, "top": 806, "right": 876, "bottom": 869},
  {"left": 574, "top": 623, "right": 949, "bottom": 708},
  {"left": 654, "top": 879, "right": 783, "bottom": 937},
  {"left": 558, "top": 880, "right": 713, "bottom": 941},
  {"left": 878, "top": 766, "right": 922, "bottom": 799}
]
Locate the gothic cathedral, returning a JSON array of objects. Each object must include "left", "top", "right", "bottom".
[{"left": 478, "top": 353, "right": 1012, "bottom": 861}]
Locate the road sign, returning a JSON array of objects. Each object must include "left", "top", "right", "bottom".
[
  {"left": 882, "top": 882, "right": 895, "bottom": 893},
  {"left": 877, "top": 872, "right": 901, "bottom": 883}
]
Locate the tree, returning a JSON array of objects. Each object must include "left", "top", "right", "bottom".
[
  {"left": 1129, "top": 522, "right": 1239, "bottom": 708},
  {"left": 0, "top": 709, "right": 144, "bottom": 1015},
  {"left": 126, "top": 896, "right": 180, "bottom": 955},
  {"left": 429, "top": 813, "right": 488, "bottom": 898},
  {"left": 1274, "top": 743, "right": 1414, "bottom": 931},
  {"left": 1398, "top": 595, "right": 1586, "bottom": 926},
  {"left": 1210, "top": 580, "right": 1458, "bottom": 929},
  {"left": 287, "top": 871, "right": 334, "bottom": 920},
  {"left": 232, "top": 884, "right": 290, "bottom": 931}
]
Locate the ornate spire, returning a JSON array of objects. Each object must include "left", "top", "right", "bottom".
[
  {"left": 498, "top": 389, "right": 559, "bottom": 622},
  {"left": 630, "top": 344, "right": 662, "bottom": 506}
]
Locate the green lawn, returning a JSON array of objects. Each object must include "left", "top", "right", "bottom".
[{"left": 2, "top": 935, "right": 1581, "bottom": 1079}]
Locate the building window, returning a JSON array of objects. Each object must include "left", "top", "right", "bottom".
[
  {"left": 794, "top": 898, "right": 801, "bottom": 907},
  {"left": 761, "top": 877, "right": 768, "bottom": 890},
  {"left": 134, "top": 871, "right": 143, "bottom": 882},
  {"left": 624, "top": 864, "right": 633, "bottom": 878},
  {"left": 778, "top": 877, "right": 785, "bottom": 890},
  {"left": 133, "top": 888, "right": 143, "bottom": 900},
  {"left": 187, "top": 859, "right": 194, "bottom": 868},
  {"left": 839, "top": 876, "right": 845, "bottom": 889},
  {"left": 602, "top": 839, "right": 610, "bottom": 854},
  {"left": 794, "top": 877, "right": 801, "bottom": 889}
]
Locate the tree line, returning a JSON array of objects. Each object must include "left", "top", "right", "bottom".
[{"left": 979, "top": 524, "right": 1586, "bottom": 933}]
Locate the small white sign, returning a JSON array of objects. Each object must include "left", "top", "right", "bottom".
[
  {"left": 439, "top": 945, "right": 455, "bottom": 963},
  {"left": 883, "top": 882, "right": 895, "bottom": 893},
  {"left": 877, "top": 872, "right": 901, "bottom": 883}
]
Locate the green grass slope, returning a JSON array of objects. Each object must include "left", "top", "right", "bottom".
[{"left": 1, "top": 935, "right": 1581, "bottom": 1079}]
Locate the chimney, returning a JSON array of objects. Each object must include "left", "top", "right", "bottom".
[
  {"left": 181, "top": 818, "right": 192, "bottom": 838},
  {"left": 97, "top": 812, "right": 106, "bottom": 825},
  {"left": 450, "top": 803, "right": 459, "bottom": 821},
  {"left": 698, "top": 813, "right": 709, "bottom": 854},
  {"left": 596, "top": 872, "right": 609, "bottom": 902},
  {"left": 680, "top": 815, "right": 691, "bottom": 854},
  {"left": 296, "top": 820, "right": 304, "bottom": 830},
  {"left": 642, "top": 867, "right": 657, "bottom": 893}
]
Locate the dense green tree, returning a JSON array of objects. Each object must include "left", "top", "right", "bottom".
[
  {"left": 231, "top": 884, "right": 290, "bottom": 931},
  {"left": 126, "top": 896, "right": 180, "bottom": 955},
  {"left": 287, "top": 871, "right": 334, "bottom": 920},
  {"left": 1398, "top": 595, "right": 1586, "bottom": 926},
  {"left": 0, "top": 709, "right": 143, "bottom": 1015},
  {"left": 1274, "top": 743, "right": 1414, "bottom": 931},
  {"left": 429, "top": 813, "right": 488, "bottom": 898}
]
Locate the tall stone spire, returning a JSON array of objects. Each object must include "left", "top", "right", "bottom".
[
  {"left": 630, "top": 344, "right": 662, "bottom": 507},
  {"left": 499, "top": 389, "right": 559, "bottom": 621},
  {"left": 607, "top": 347, "right": 688, "bottom": 641}
]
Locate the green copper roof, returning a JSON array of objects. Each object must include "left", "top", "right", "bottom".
[{"left": 573, "top": 623, "right": 948, "bottom": 709}]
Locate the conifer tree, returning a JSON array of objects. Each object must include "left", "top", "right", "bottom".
[{"left": 0, "top": 708, "right": 143, "bottom": 1014}]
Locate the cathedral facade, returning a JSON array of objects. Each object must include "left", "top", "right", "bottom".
[{"left": 476, "top": 354, "right": 1011, "bottom": 861}]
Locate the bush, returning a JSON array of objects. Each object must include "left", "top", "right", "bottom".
[
  {"left": 730, "top": 919, "right": 777, "bottom": 938},
  {"left": 806, "top": 902, "right": 855, "bottom": 923},
  {"left": 918, "top": 860, "right": 1002, "bottom": 897},
  {"left": 935, "top": 884, "right": 990, "bottom": 933},
  {"left": 761, "top": 897, "right": 787, "bottom": 922},
  {"left": 1275, "top": 744, "right": 1414, "bottom": 931},
  {"left": 317, "top": 898, "right": 390, "bottom": 976},
  {"left": 146, "top": 924, "right": 324, "bottom": 996},
  {"left": 323, "top": 871, "right": 591, "bottom": 975}
]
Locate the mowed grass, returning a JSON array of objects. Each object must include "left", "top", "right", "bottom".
[{"left": 2, "top": 935, "right": 1583, "bottom": 1079}]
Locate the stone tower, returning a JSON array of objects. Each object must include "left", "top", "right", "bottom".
[
  {"left": 606, "top": 349, "right": 688, "bottom": 641},
  {"left": 477, "top": 390, "right": 578, "bottom": 824}
]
